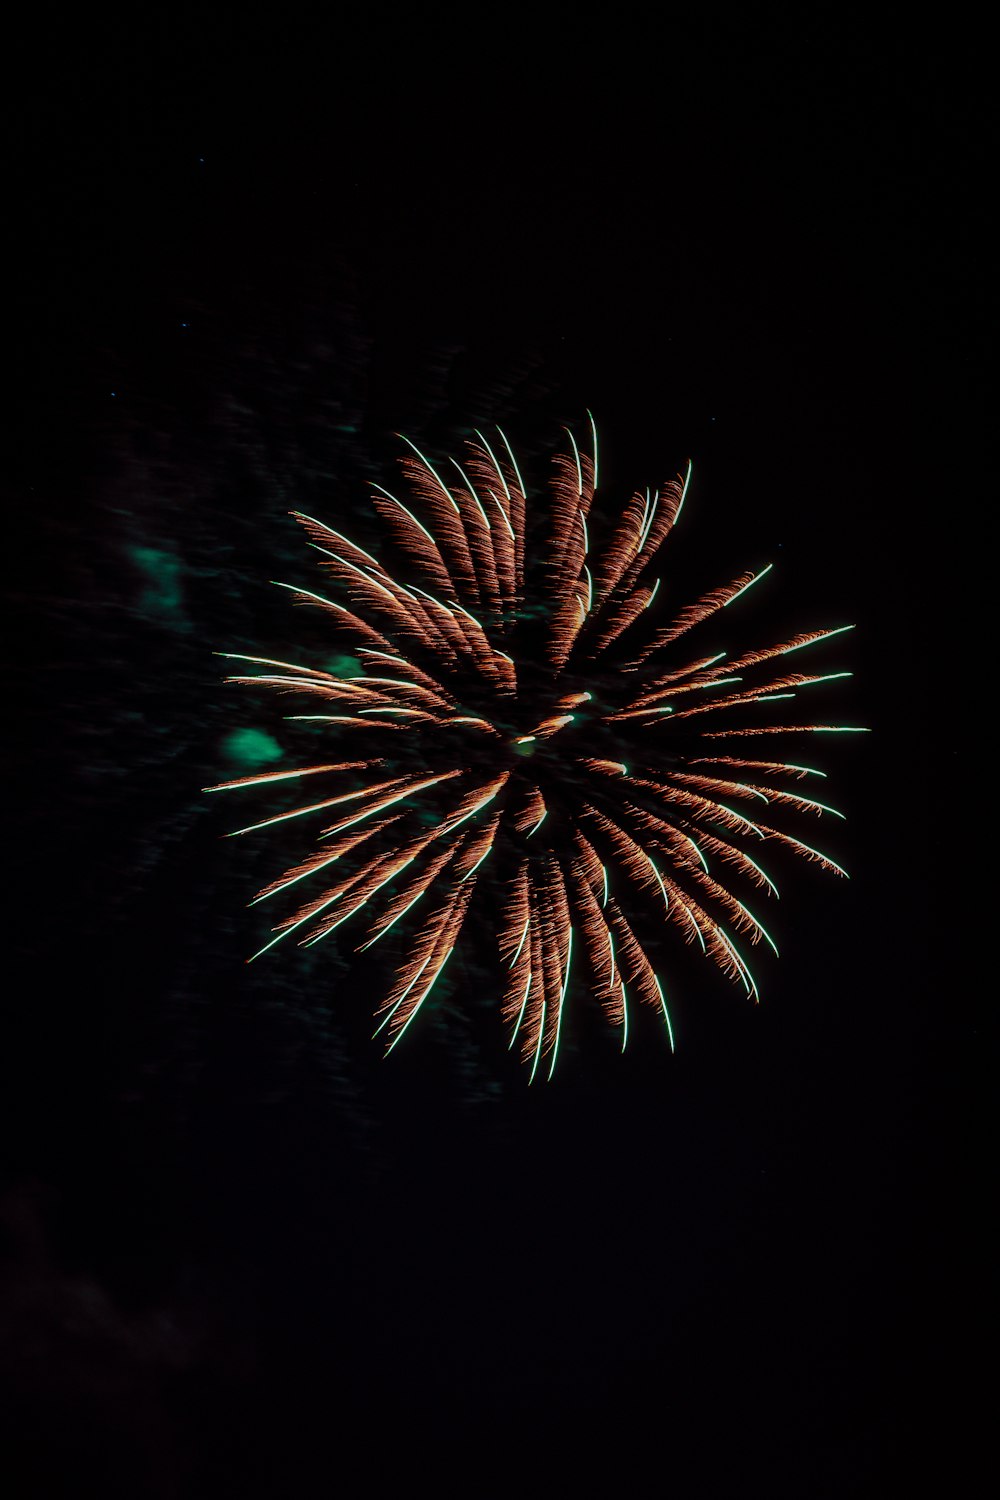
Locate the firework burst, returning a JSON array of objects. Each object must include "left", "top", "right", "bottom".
[{"left": 208, "top": 418, "right": 863, "bottom": 1079}]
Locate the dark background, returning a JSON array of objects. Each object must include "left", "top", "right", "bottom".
[{"left": 5, "top": 13, "right": 975, "bottom": 1496}]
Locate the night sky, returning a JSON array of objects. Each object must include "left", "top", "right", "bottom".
[{"left": 6, "top": 15, "right": 974, "bottom": 1497}]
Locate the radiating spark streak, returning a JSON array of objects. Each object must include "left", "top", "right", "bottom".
[
  {"left": 491, "top": 492, "right": 515, "bottom": 539},
  {"left": 474, "top": 430, "right": 513, "bottom": 507},
  {"left": 204, "top": 761, "right": 375, "bottom": 793},
  {"left": 587, "top": 410, "right": 599, "bottom": 491},
  {"left": 449, "top": 458, "right": 491, "bottom": 528},
  {"left": 216, "top": 417, "right": 858, "bottom": 1069},
  {"left": 653, "top": 975, "right": 675, "bottom": 1052},
  {"left": 226, "top": 780, "right": 406, "bottom": 838},
  {"left": 676, "top": 459, "right": 692, "bottom": 523},
  {"left": 246, "top": 896, "right": 340, "bottom": 963},
  {"left": 700, "top": 725, "right": 869, "bottom": 737},
  {"left": 566, "top": 429, "right": 583, "bottom": 495},
  {"left": 214, "top": 652, "right": 336, "bottom": 680},
  {"left": 528, "top": 1000, "right": 547, "bottom": 1085},
  {"left": 717, "top": 624, "right": 856, "bottom": 674},
  {"left": 292, "top": 512, "right": 383, "bottom": 570},
  {"left": 317, "top": 770, "right": 464, "bottom": 839},
  {"left": 370, "top": 485, "right": 437, "bottom": 544},
  {"left": 691, "top": 757, "right": 828, "bottom": 779},
  {"left": 397, "top": 434, "right": 461, "bottom": 513},
  {"left": 548, "top": 925, "right": 573, "bottom": 1081},
  {"left": 722, "top": 562, "right": 774, "bottom": 607},
  {"left": 283, "top": 715, "right": 403, "bottom": 728},
  {"left": 252, "top": 820, "right": 402, "bottom": 907},
  {"left": 509, "top": 973, "right": 532, "bottom": 1049},
  {"left": 509, "top": 917, "right": 530, "bottom": 970}
]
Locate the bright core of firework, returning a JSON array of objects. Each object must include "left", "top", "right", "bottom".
[{"left": 207, "top": 417, "right": 863, "bottom": 1080}]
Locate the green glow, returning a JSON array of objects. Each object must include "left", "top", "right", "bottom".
[
  {"left": 129, "top": 545, "right": 186, "bottom": 621},
  {"left": 646, "top": 577, "right": 661, "bottom": 608},
  {"left": 526, "top": 808, "right": 547, "bottom": 837},
  {"left": 220, "top": 727, "right": 283, "bottom": 769},
  {"left": 723, "top": 561, "right": 774, "bottom": 608},
  {"left": 784, "top": 764, "right": 827, "bottom": 777},
  {"left": 580, "top": 509, "right": 590, "bottom": 556},
  {"left": 600, "top": 863, "right": 608, "bottom": 907},
  {"left": 326, "top": 653, "right": 362, "bottom": 678},
  {"left": 808, "top": 726, "right": 870, "bottom": 733}
]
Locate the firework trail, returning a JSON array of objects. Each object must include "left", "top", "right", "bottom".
[{"left": 208, "top": 418, "right": 863, "bottom": 1078}]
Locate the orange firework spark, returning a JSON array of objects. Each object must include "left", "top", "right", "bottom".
[{"left": 208, "top": 418, "right": 864, "bottom": 1077}]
